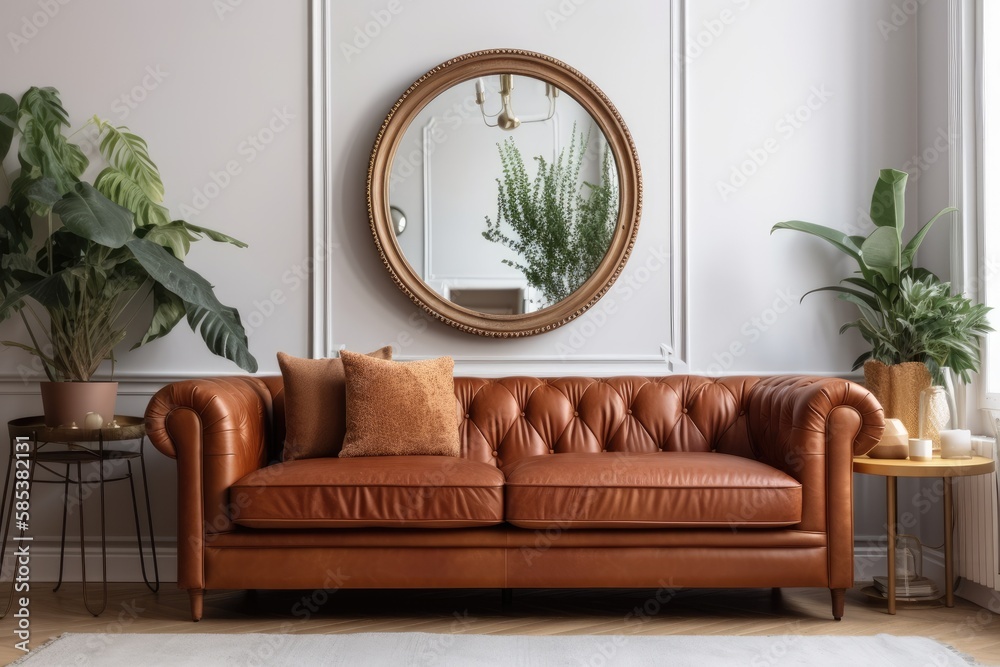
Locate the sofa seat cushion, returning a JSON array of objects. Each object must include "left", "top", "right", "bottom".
[
  {"left": 502, "top": 452, "right": 801, "bottom": 529},
  {"left": 232, "top": 456, "right": 505, "bottom": 529}
]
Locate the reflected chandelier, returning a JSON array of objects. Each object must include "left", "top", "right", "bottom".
[{"left": 475, "top": 74, "right": 558, "bottom": 131}]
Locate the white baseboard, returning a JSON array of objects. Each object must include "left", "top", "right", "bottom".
[
  {"left": 954, "top": 579, "right": 1000, "bottom": 613},
  {"left": 0, "top": 537, "right": 176, "bottom": 583}
]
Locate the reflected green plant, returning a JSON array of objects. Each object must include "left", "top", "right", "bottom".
[{"left": 483, "top": 125, "right": 618, "bottom": 307}]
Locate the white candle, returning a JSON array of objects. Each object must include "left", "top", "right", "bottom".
[
  {"left": 940, "top": 429, "right": 972, "bottom": 459},
  {"left": 908, "top": 438, "right": 932, "bottom": 462}
]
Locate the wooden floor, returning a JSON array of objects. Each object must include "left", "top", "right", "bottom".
[{"left": 1, "top": 584, "right": 998, "bottom": 665}]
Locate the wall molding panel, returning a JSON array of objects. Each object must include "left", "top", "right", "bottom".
[{"left": 315, "top": 1, "right": 682, "bottom": 373}]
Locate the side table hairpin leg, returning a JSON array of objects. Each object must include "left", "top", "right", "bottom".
[
  {"left": 944, "top": 477, "right": 954, "bottom": 608},
  {"left": 139, "top": 438, "right": 160, "bottom": 591},
  {"left": 886, "top": 475, "right": 897, "bottom": 614},
  {"left": 53, "top": 465, "right": 70, "bottom": 592},
  {"left": 127, "top": 441, "right": 159, "bottom": 591}
]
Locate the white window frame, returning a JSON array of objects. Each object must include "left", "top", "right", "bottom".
[
  {"left": 951, "top": 0, "right": 999, "bottom": 414},
  {"left": 977, "top": 0, "right": 1000, "bottom": 410}
]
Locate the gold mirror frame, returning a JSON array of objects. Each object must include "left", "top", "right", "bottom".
[{"left": 367, "top": 49, "right": 642, "bottom": 338}]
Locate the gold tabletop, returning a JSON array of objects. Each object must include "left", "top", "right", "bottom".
[
  {"left": 853, "top": 455, "right": 995, "bottom": 478},
  {"left": 8, "top": 415, "right": 145, "bottom": 443}
]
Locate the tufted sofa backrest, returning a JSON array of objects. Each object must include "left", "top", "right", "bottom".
[
  {"left": 453, "top": 376, "right": 763, "bottom": 468},
  {"left": 255, "top": 375, "right": 836, "bottom": 466}
]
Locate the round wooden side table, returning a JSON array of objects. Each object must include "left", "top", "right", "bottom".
[
  {"left": 853, "top": 455, "right": 995, "bottom": 614},
  {"left": 1, "top": 416, "right": 160, "bottom": 616}
]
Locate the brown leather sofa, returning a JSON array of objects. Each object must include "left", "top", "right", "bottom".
[{"left": 145, "top": 374, "right": 883, "bottom": 621}]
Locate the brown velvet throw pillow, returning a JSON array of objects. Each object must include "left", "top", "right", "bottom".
[
  {"left": 277, "top": 347, "right": 392, "bottom": 460},
  {"left": 339, "top": 351, "right": 460, "bottom": 458}
]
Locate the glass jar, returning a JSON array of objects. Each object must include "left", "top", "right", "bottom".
[{"left": 918, "top": 367, "right": 956, "bottom": 454}]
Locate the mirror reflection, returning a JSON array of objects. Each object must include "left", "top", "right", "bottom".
[
  {"left": 389, "top": 74, "right": 620, "bottom": 314},
  {"left": 390, "top": 206, "right": 406, "bottom": 236}
]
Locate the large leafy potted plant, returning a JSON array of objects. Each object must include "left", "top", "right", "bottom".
[
  {"left": 0, "top": 86, "right": 257, "bottom": 426},
  {"left": 771, "top": 168, "right": 992, "bottom": 439}
]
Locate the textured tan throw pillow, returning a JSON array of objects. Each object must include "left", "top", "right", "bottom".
[
  {"left": 277, "top": 347, "right": 392, "bottom": 460},
  {"left": 339, "top": 351, "right": 460, "bottom": 458}
]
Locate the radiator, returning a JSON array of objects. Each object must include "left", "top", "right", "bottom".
[{"left": 953, "top": 421, "right": 1000, "bottom": 592}]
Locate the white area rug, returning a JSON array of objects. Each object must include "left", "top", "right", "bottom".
[{"left": 12, "top": 632, "right": 978, "bottom": 666}]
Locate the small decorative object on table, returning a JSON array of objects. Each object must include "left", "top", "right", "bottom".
[
  {"left": 914, "top": 368, "right": 973, "bottom": 458},
  {"left": 940, "top": 429, "right": 972, "bottom": 459},
  {"left": 918, "top": 382, "right": 954, "bottom": 453},
  {"left": 908, "top": 438, "right": 932, "bottom": 462},
  {"left": 868, "top": 418, "right": 909, "bottom": 459}
]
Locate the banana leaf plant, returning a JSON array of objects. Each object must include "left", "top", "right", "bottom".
[
  {"left": 0, "top": 86, "right": 257, "bottom": 381},
  {"left": 771, "top": 168, "right": 991, "bottom": 383}
]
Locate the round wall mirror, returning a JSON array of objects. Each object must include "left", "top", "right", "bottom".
[{"left": 368, "top": 49, "right": 642, "bottom": 337}]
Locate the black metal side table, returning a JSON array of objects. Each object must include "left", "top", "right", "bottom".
[{"left": 0, "top": 416, "right": 159, "bottom": 616}]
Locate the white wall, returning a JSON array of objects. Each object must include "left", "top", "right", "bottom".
[
  {"left": 687, "top": 0, "right": 919, "bottom": 376},
  {"left": 0, "top": 0, "right": 957, "bottom": 583},
  {"left": 0, "top": 0, "right": 310, "bottom": 581}
]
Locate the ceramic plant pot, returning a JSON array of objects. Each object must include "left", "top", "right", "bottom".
[{"left": 39, "top": 381, "right": 118, "bottom": 428}]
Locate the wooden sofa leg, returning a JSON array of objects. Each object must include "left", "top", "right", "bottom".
[
  {"left": 189, "top": 589, "right": 204, "bottom": 622},
  {"left": 830, "top": 588, "right": 845, "bottom": 621}
]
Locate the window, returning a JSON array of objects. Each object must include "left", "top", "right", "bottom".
[{"left": 982, "top": 0, "right": 1000, "bottom": 408}]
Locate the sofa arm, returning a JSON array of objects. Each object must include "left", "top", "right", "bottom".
[
  {"left": 745, "top": 376, "right": 884, "bottom": 463},
  {"left": 145, "top": 376, "right": 272, "bottom": 591},
  {"left": 744, "top": 375, "right": 884, "bottom": 589}
]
